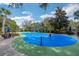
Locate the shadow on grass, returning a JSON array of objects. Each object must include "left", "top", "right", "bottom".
[{"left": 12, "top": 37, "right": 79, "bottom": 56}]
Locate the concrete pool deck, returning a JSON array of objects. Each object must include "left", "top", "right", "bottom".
[{"left": 0, "top": 36, "right": 24, "bottom": 56}]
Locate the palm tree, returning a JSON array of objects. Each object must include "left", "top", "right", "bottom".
[
  {"left": 0, "top": 8, "right": 11, "bottom": 34},
  {"left": 9, "top": 3, "right": 23, "bottom": 8},
  {"left": 39, "top": 3, "right": 48, "bottom": 13}
]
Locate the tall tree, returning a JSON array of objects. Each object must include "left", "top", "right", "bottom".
[
  {"left": 0, "top": 8, "right": 11, "bottom": 33},
  {"left": 54, "top": 7, "right": 69, "bottom": 33}
]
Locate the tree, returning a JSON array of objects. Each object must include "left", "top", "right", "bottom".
[
  {"left": 74, "top": 10, "right": 79, "bottom": 35},
  {"left": 39, "top": 3, "right": 48, "bottom": 11},
  {"left": 54, "top": 7, "right": 69, "bottom": 33},
  {"left": 74, "top": 10, "right": 79, "bottom": 19},
  {"left": 0, "top": 8, "right": 11, "bottom": 33},
  {"left": 6, "top": 19, "right": 19, "bottom": 32},
  {"left": 22, "top": 20, "right": 32, "bottom": 31},
  {"left": 43, "top": 17, "right": 55, "bottom": 33},
  {"left": 0, "top": 16, "right": 3, "bottom": 32}
]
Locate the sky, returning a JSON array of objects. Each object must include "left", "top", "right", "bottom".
[{"left": 0, "top": 3, "right": 79, "bottom": 27}]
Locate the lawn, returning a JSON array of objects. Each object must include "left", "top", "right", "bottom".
[{"left": 12, "top": 36, "right": 79, "bottom": 56}]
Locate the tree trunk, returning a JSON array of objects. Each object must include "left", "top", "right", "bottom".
[{"left": 2, "top": 16, "right": 6, "bottom": 34}]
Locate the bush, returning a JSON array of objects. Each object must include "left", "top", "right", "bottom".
[
  {"left": 76, "top": 25, "right": 79, "bottom": 36},
  {"left": 66, "top": 31, "right": 74, "bottom": 35},
  {"left": 11, "top": 32, "right": 20, "bottom": 36}
]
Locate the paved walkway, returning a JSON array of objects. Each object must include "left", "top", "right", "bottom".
[{"left": 0, "top": 36, "right": 24, "bottom": 56}]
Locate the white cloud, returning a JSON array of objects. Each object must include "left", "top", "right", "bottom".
[
  {"left": 11, "top": 15, "right": 42, "bottom": 28},
  {"left": 62, "top": 4, "right": 79, "bottom": 22},
  {"left": 11, "top": 15, "right": 34, "bottom": 27},
  {"left": 31, "top": 20, "right": 42, "bottom": 23},
  {"left": 22, "top": 11, "right": 32, "bottom": 15},
  {"left": 63, "top": 4, "right": 79, "bottom": 17},
  {"left": 40, "top": 14, "right": 53, "bottom": 19},
  {"left": 11, "top": 16, "right": 33, "bottom": 20},
  {"left": 68, "top": 17, "right": 79, "bottom": 22},
  {"left": 51, "top": 11, "right": 55, "bottom": 15}
]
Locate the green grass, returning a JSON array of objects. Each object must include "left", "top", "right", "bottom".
[{"left": 12, "top": 37, "right": 79, "bottom": 56}]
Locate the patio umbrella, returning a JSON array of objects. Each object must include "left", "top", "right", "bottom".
[{"left": 7, "top": 26, "right": 10, "bottom": 33}]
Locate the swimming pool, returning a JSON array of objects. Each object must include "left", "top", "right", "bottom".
[{"left": 21, "top": 32, "right": 77, "bottom": 47}]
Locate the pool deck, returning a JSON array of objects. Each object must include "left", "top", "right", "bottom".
[{"left": 0, "top": 36, "right": 24, "bottom": 56}]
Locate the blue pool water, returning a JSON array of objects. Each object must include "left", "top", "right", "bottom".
[{"left": 21, "top": 32, "right": 77, "bottom": 47}]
